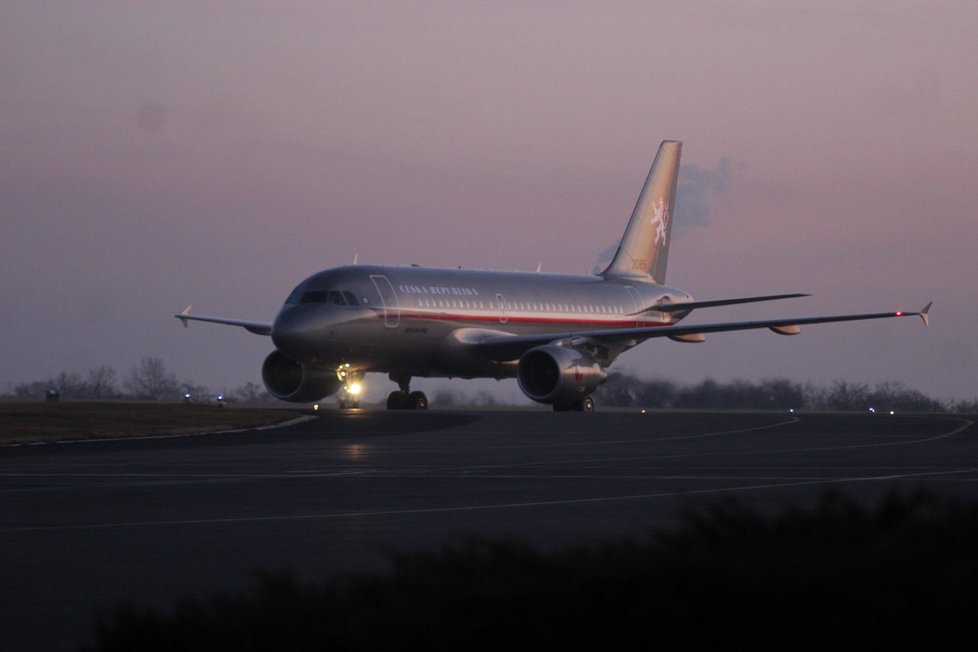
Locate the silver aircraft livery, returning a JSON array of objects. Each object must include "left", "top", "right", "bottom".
[{"left": 176, "top": 141, "right": 931, "bottom": 411}]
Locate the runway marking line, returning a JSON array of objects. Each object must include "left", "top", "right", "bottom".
[
  {"left": 435, "top": 415, "right": 803, "bottom": 451},
  {"left": 443, "top": 416, "right": 975, "bottom": 472},
  {"left": 5, "top": 465, "right": 978, "bottom": 535},
  {"left": 2, "top": 418, "right": 972, "bottom": 534},
  {"left": 0, "top": 415, "right": 318, "bottom": 448}
]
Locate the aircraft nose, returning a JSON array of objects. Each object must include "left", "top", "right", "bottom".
[{"left": 271, "top": 309, "right": 318, "bottom": 361}]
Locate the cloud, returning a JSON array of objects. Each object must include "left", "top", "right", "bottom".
[{"left": 676, "top": 158, "right": 733, "bottom": 231}]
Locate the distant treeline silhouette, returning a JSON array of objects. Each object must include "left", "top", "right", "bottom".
[
  {"left": 7, "top": 360, "right": 975, "bottom": 413},
  {"left": 7, "top": 357, "right": 276, "bottom": 404},
  {"left": 595, "top": 372, "right": 973, "bottom": 413}
]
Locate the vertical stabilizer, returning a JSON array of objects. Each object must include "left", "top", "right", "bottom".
[{"left": 601, "top": 140, "right": 682, "bottom": 282}]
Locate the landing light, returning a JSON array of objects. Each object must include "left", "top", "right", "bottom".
[
  {"left": 348, "top": 383, "right": 362, "bottom": 396},
  {"left": 313, "top": 403, "right": 320, "bottom": 411}
]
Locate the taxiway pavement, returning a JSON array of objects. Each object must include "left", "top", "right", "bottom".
[{"left": 1, "top": 409, "right": 975, "bottom": 650}]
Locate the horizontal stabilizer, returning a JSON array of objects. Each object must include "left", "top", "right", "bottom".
[{"left": 656, "top": 293, "right": 809, "bottom": 313}]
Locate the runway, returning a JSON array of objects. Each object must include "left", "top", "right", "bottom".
[{"left": 1, "top": 409, "right": 975, "bottom": 651}]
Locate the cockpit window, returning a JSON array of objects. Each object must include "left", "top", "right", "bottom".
[
  {"left": 300, "top": 290, "right": 328, "bottom": 304},
  {"left": 300, "top": 290, "right": 356, "bottom": 306},
  {"left": 285, "top": 281, "right": 309, "bottom": 305}
]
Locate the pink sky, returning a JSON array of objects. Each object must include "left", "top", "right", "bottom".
[{"left": 2, "top": 2, "right": 976, "bottom": 402}]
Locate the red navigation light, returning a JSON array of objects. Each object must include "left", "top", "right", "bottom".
[{"left": 896, "top": 311, "right": 904, "bottom": 316}]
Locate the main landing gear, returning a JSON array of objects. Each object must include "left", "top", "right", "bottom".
[
  {"left": 386, "top": 373, "right": 428, "bottom": 410},
  {"left": 553, "top": 396, "right": 594, "bottom": 412}
]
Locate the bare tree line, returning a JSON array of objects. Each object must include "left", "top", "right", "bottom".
[
  {"left": 5, "top": 360, "right": 975, "bottom": 412},
  {"left": 6, "top": 357, "right": 277, "bottom": 404},
  {"left": 594, "top": 372, "right": 975, "bottom": 413}
]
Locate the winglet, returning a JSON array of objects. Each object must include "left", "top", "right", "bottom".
[
  {"left": 919, "top": 301, "right": 932, "bottom": 327},
  {"left": 178, "top": 305, "right": 192, "bottom": 328}
]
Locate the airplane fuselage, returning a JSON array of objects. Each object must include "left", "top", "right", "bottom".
[{"left": 271, "top": 265, "right": 692, "bottom": 379}]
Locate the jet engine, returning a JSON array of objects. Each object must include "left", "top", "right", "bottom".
[
  {"left": 516, "top": 345, "right": 608, "bottom": 405},
  {"left": 261, "top": 350, "right": 342, "bottom": 402}
]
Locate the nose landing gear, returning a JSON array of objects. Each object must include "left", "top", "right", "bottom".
[
  {"left": 337, "top": 365, "right": 362, "bottom": 409},
  {"left": 338, "top": 388, "right": 360, "bottom": 409}
]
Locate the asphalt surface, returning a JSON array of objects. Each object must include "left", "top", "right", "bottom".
[{"left": 1, "top": 409, "right": 976, "bottom": 651}]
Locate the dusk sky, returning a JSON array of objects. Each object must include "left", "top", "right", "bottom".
[{"left": 3, "top": 2, "right": 976, "bottom": 404}]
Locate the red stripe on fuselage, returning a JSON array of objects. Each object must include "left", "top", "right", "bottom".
[{"left": 395, "top": 310, "right": 671, "bottom": 329}]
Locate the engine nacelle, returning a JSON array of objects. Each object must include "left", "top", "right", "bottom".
[
  {"left": 517, "top": 345, "right": 608, "bottom": 405},
  {"left": 261, "top": 350, "right": 343, "bottom": 403}
]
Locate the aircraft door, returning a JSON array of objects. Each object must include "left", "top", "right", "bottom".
[
  {"left": 369, "top": 275, "right": 400, "bottom": 328},
  {"left": 624, "top": 285, "right": 642, "bottom": 327},
  {"left": 496, "top": 293, "right": 508, "bottom": 324}
]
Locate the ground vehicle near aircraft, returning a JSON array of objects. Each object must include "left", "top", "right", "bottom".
[{"left": 177, "top": 141, "right": 930, "bottom": 411}]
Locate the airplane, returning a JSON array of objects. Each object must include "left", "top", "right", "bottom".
[{"left": 176, "top": 140, "right": 931, "bottom": 411}]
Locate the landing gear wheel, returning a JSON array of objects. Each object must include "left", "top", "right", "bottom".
[
  {"left": 408, "top": 391, "right": 428, "bottom": 410},
  {"left": 573, "top": 397, "right": 595, "bottom": 412},
  {"left": 554, "top": 397, "right": 594, "bottom": 412},
  {"left": 386, "top": 390, "right": 428, "bottom": 410},
  {"left": 339, "top": 397, "right": 360, "bottom": 409},
  {"left": 387, "top": 391, "right": 408, "bottom": 410}
]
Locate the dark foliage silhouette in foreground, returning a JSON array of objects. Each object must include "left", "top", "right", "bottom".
[{"left": 87, "top": 490, "right": 978, "bottom": 651}]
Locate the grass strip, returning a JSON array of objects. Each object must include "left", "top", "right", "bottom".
[{"left": 0, "top": 402, "right": 302, "bottom": 443}]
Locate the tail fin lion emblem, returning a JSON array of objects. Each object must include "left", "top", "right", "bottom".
[{"left": 601, "top": 140, "right": 682, "bottom": 283}]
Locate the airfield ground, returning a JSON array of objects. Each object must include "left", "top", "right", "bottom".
[
  {"left": 0, "top": 401, "right": 302, "bottom": 444},
  {"left": 2, "top": 406, "right": 975, "bottom": 650}
]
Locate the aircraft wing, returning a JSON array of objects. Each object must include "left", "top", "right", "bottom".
[
  {"left": 474, "top": 303, "right": 932, "bottom": 362},
  {"left": 174, "top": 305, "right": 272, "bottom": 336}
]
